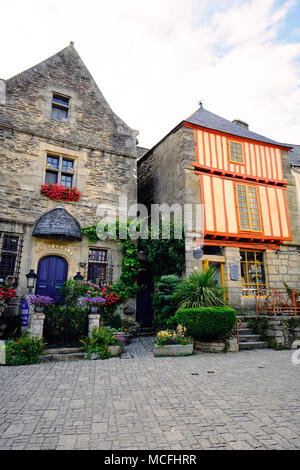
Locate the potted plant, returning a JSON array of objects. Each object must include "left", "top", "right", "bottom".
[
  {"left": 80, "top": 326, "right": 124, "bottom": 360},
  {"left": 28, "top": 295, "right": 54, "bottom": 312},
  {"left": 82, "top": 295, "right": 106, "bottom": 313},
  {"left": 153, "top": 325, "right": 193, "bottom": 357}
]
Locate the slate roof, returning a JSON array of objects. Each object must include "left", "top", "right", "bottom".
[
  {"left": 185, "top": 106, "right": 292, "bottom": 149},
  {"left": 33, "top": 205, "right": 82, "bottom": 241},
  {"left": 287, "top": 145, "right": 300, "bottom": 167},
  {"left": 137, "top": 146, "right": 149, "bottom": 159}
]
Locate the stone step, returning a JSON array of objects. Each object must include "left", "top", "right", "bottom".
[
  {"left": 239, "top": 334, "right": 263, "bottom": 342},
  {"left": 238, "top": 328, "right": 253, "bottom": 335},
  {"left": 41, "top": 352, "right": 85, "bottom": 362},
  {"left": 239, "top": 341, "right": 269, "bottom": 350},
  {"left": 239, "top": 322, "right": 250, "bottom": 328},
  {"left": 138, "top": 331, "right": 156, "bottom": 337},
  {"left": 44, "top": 347, "right": 82, "bottom": 355},
  {"left": 138, "top": 328, "right": 155, "bottom": 337}
]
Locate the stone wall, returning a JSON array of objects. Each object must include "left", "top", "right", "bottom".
[
  {"left": 0, "top": 45, "right": 138, "bottom": 156},
  {"left": 245, "top": 315, "right": 300, "bottom": 349},
  {"left": 0, "top": 45, "right": 138, "bottom": 315},
  {"left": 137, "top": 125, "right": 203, "bottom": 277}
]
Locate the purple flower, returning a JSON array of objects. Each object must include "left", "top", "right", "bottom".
[
  {"left": 28, "top": 295, "right": 54, "bottom": 306},
  {"left": 82, "top": 295, "right": 105, "bottom": 306}
]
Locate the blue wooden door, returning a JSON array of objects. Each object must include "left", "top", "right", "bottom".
[{"left": 36, "top": 256, "right": 68, "bottom": 304}]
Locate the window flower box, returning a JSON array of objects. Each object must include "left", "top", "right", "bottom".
[{"left": 41, "top": 184, "right": 81, "bottom": 202}]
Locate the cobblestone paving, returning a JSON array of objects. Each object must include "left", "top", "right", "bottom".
[{"left": 0, "top": 337, "right": 299, "bottom": 450}]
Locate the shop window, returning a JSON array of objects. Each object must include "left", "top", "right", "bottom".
[{"left": 241, "top": 250, "right": 266, "bottom": 297}]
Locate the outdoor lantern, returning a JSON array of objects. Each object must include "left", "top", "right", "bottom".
[
  {"left": 73, "top": 272, "right": 84, "bottom": 284},
  {"left": 26, "top": 269, "right": 37, "bottom": 292}
]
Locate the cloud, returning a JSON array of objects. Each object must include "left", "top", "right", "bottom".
[{"left": 0, "top": 0, "right": 299, "bottom": 147}]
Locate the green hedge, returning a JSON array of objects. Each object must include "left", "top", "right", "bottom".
[{"left": 174, "top": 307, "right": 236, "bottom": 341}]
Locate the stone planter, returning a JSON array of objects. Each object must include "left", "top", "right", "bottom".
[
  {"left": 153, "top": 343, "right": 193, "bottom": 357},
  {"left": 194, "top": 339, "right": 226, "bottom": 353},
  {"left": 89, "top": 305, "right": 98, "bottom": 314},
  {"left": 109, "top": 345, "right": 123, "bottom": 357},
  {"left": 35, "top": 306, "right": 45, "bottom": 313},
  {"left": 86, "top": 346, "right": 123, "bottom": 360},
  {"left": 114, "top": 332, "right": 132, "bottom": 345}
]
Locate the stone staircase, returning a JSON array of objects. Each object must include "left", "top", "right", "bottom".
[
  {"left": 238, "top": 318, "right": 269, "bottom": 350},
  {"left": 137, "top": 327, "right": 155, "bottom": 337},
  {"left": 41, "top": 347, "right": 85, "bottom": 362}
]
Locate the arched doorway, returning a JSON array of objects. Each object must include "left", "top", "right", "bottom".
[{"left": 36, "top": 255, "right": 68, "bottom": 304}]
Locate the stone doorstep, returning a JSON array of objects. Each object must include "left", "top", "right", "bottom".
[
  {"left": 44, "top": 348, "right": 82, "bottom": 355},
  {"left": 153, "top": 343, "right": 193, "bottom": 357},
  {"left": 41, "top": 352, "right": 85, "bottom": 362}
]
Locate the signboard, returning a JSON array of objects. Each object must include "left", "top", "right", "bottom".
[{"left": 230, "top": 262, "right": 239, "bottom": 281}]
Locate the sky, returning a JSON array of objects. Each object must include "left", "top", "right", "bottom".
[{"left": 1, "top": 0, "right": 300, "bottom": 148}]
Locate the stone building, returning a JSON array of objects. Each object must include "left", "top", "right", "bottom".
[
  {"left": 289, "top": 145, "right": 300, "bottom": 222},
  {"left": 138, "top": 105, "right": 300, "bottom": 313},
  {"left": 0, "top": 44, "right": 138, "bottom": 312}
]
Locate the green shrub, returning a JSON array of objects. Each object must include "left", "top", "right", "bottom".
[
  {"left": 174, "top": 307, "right": 236, "bottom": 341},
  {"left": 6, "top": 332, "right": 45, "bottom": 366},
  {"left": 60, "top": 279, "right": 92, "bottom": 306},
  {"left": 152, "top": 275, "right": 180, "bottom": 330},
  {"left": 44, "top": 304, "right": 88, "bottom": 346},
  {"left": 110, "top": 314, "right": 122, "bottom": 330},
  {"left": 80, "top": 326, "right": 124, "bottom": 360},
  {"left": 248, "top": 317, "right": 269, "bottom": 338},
  {"left": 173, "top": 268, "right": 225, "bottom": 309},
  {"left": 0, "top": 314, "right": 20, "bottom": 340}
]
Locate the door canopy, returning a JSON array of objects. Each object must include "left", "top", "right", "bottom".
[{"left": 33, "top": 205, "right": 82, "bottom": 241}]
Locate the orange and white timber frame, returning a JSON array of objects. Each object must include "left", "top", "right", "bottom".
[{"left": 186, "top": 123, "right": 292, "bottom": 251}]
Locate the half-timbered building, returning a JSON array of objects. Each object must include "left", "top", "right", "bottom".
[{"left": 138, "top": 105, "right": 300, "bottom": 312}]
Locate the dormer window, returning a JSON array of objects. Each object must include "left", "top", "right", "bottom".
[{"left": 51, "top": 93, "right": 69, "bottom": 121}]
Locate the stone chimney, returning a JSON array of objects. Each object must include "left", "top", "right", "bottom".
[
  {"left": 0, "top": 80, "right": 6, "bottom": 105},
  {"left": 232, "top": 119, "right": 249, "bottom": 129}
]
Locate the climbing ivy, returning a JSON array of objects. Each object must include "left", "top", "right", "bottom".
[
  {"left": 140, "top": 219, "right": 185, "bottom": 281},
  {"left": 81, "top": 221, "right": 142, "bottom": 302}
]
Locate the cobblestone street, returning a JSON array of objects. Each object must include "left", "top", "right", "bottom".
[{"left": 0, "top": 337, "right": 299, "bottom": 450}]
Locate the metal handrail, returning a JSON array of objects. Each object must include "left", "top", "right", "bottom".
[
  {"left": 236, "top": 318, "right": 242, "bottom": 346},
  {"left": 256, "top": 288, "right": 300, "bottom": 316}
]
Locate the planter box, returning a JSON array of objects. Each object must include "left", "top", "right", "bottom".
[
  {"left": 194, "top": 340, "right": 225, "bottom": 353},
  {"left": 104, "top": 329, "right": 133, "bottom": 344},
  {"left": 153, "top": 343, "right": 193, "bottom": 357},
  {"left": 115, "top": 332, "right": 132, "bottom": 345}
]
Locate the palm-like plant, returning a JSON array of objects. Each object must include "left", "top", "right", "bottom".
[{"left": 173, "top": 268, "right": 225, "bottom": 310}]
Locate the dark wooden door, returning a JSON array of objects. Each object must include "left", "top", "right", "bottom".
[
  {"left": 36, "top": 256, "right": 68, "bottom": 304},
  {"left": 136, "top": 264, "right": 154, "bottom": 327}
]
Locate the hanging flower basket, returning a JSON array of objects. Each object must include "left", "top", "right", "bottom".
[{"left": 41, "top": 184, "right": 81, "bottom": 202}]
